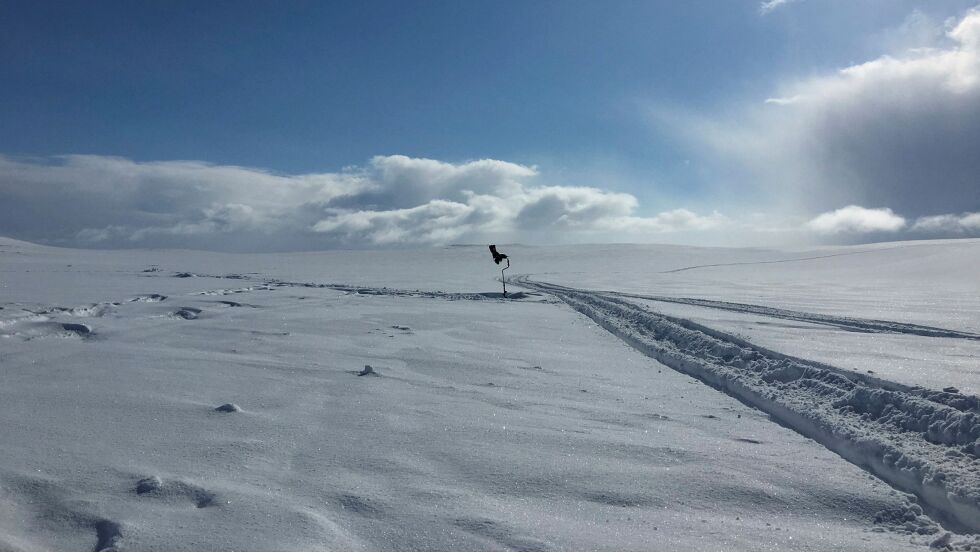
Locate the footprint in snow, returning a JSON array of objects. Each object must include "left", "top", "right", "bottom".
[
  {"left": 61, "top": 323, "right": 93, "bottom": 335},
  {"left": 174, "top": 307, "right": 202, "bottom": 320},
  {"left": 453, "top": 518, "right": 553, "bottom": 552},
  {"left": 2, "top": 319, "right": 94, "bottom": 340},
  {"left": 135, "top": 475, "right": 217, "bottom": 508},
  {"left": 582, "top": 491, "right": 653, "bottom": 508},
  {"left": 0, "top": 474, "right": 123, "bottom": 552},
  {"left": 94, "top": 519, "right": 123, "bottom": 551},
  {"left": 352, "top": 365, "right": 380, "bottom": 377},
  {"left": 337, "top": 494, "right": 385, "bottom": 518},
  {"left": 39, "top": 303, "right": 116, "bottom": 317},
  {"left": 130, "top": 294, "right": 167, "bottom": 302}
]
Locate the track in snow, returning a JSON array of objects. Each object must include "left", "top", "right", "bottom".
[
  {"left": 604, "top": 291, "right": 980, "bottom": 340},
  {"left": 143, "top": 271, "right": 552, "bottom": 302},
  {"left": 157, "top": 272, "right": 549, "bottom": 302},
  {"left": 262, "top": 280, "right": 544, "bottom": 301},
  {"left": 659, "top": 243, "right": 914, "bottom": 274},
  {"left": 515, "top": 276, "right": 980, "bottom": 534}
]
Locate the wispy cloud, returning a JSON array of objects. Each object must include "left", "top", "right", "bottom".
[
  {"left": 759, "top": 0, "right": 798, "bottom": 16},
  {"left": 595, "top": 209, "right": 727, "bottom": 233}
]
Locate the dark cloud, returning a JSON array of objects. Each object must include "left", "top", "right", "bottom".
[{"left": 668, "top": 7, "right": 980, "bottom": 238}]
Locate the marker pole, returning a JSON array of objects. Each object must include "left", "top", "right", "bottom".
[{"left": 501, "top": 258, "right": 510, "bottom": 297}]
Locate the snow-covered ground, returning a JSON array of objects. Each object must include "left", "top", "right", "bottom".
[{"left": 1, "top": 237, "right": 978, "bottom": 551}]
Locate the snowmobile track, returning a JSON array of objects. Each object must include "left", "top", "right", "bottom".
[
  {"left": 516, "top": 276, "right": 980, "bottom": 534},
  {"left": 175, "top": 272, "right": 550, "bottom": 302},
  {"left": 606, "top": 291, "right": 980, "bottom": 340},
  {"left": 659, "top": 243, "right": 920, "bottom": 274}
]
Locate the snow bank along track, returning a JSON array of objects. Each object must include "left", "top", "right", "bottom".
[{"left": 516, "top": 277, "right": 980, "bottom": 533}]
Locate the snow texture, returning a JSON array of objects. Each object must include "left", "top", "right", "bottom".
[
  {"left": 517, "top": 277, "right": 980, "bottom": 533},
  {"left": 1, "top": 236, "right": 979, "bottom": 551}
]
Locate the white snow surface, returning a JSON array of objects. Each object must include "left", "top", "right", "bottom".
[{"left": 1, "top": 236, "right": 978, "bottom": 551}]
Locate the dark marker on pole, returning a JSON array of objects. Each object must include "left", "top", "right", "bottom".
[{"left": 489, "top": 245, "right": 510, "bottom": 297}]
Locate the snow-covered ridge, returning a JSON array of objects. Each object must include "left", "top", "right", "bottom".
[{"left": 516, "top": 277, "right": 980, "bottom": 533}]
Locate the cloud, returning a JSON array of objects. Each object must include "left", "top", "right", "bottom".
[
  {"left": 669, "top": 7, "right": 980, "bottom": 222},
  {"left": 597, "top": 209, "right": 727, "bottom": 233},
  {"left": 514, "top": 186, "right": 637, "bottom": 230},
  {"left": 0, "top": 153, "right": 725, "bottom": 250},
  {"left": 303, "top": 162, "right": 724, "bottom": 244},
  {"left": 806, "top": 206, "right": 906, "bottom": 234},
  {"left": 872, "top": 10, "right": 950, "bottom": 54},
  {"left": 759, "top": 0, "right": 798, "bottom": 15},
  {"left": 312, "top": 200, "right": 475, "bottom": 245},
  {"left": 912, "top": 212, "right": 980, "bottom": 233}
]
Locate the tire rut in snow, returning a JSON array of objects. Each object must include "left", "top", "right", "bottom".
[
  {"left": 518, "top": 277, "right": 980, "bottom": 533},
  {"left": 606, "top": 291, "right": 980, "bottom": 340}
]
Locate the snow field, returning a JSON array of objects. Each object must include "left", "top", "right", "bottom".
[
  {"left": 517, "top": 277, "right": 980, "bottom": 536},
  {"left": 1, "top": 236, "right": 979, "bottom": 550}
]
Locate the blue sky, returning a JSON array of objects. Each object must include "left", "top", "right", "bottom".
[{"left": 2, "top": 1, "right": 980, "bottom": 249}]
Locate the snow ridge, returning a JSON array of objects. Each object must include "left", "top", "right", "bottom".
[{"left": 517, "top": 277, "right": 980, "bottom": 533}]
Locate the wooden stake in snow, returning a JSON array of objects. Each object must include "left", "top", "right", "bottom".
[{"left": 488, "top": 245, "right": 510, "bottom": 297}]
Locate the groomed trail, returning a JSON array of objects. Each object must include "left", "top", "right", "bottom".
[{"left": 514, "top": 276, "right": 980, "bottom": 534}]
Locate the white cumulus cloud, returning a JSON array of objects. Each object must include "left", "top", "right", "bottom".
[
  {"left": 0, "top": 154, "right": 726, "bottom": 250},
  {"left": 912, "top": 212, "right": 980, "bottom": 233},
  {"left": 806, "top": 206, "right": 906, "bottom": 234},
  {"left": 596, "top": 209, "right": 727, "bottom": 233}
]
